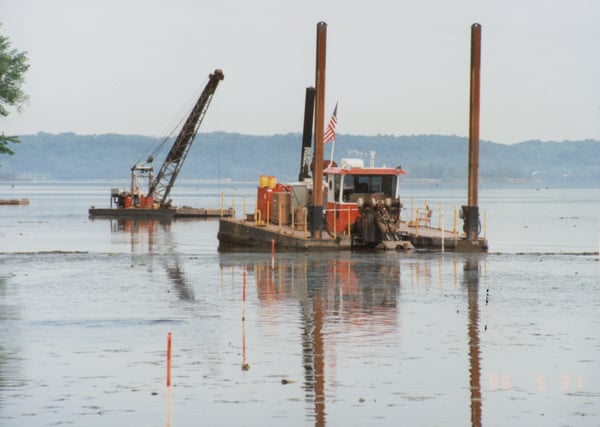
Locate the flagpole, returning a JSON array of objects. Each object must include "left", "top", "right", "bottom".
[{"left": 328, "top": 138, "right": 335, "bottom": 168}]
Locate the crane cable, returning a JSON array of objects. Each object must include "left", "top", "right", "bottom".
[
  {"left": 215, "top": 87, "right": 221, "bottom": 193},
  {"left": 134, "top": 84, "right": 205, "bottom": 166}
]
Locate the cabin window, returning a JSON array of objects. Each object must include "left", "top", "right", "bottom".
[
  {"left": 333, "top": 175, "right": 341, "bottom": 201},
  {"left": 381, "top": 175, "right": 397, "bottom": 197},
  {"left": 341, "top": 174, "right": 397, "bottom": 201},
  {"left": 341, "top": 174, "right": 354, "bottom": 202},
  {"left": 356, "top": 176, "right": 369, "bottom": 193}
]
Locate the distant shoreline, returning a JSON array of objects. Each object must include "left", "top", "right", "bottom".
[{"left": 2, "top": 132, "right": 598, "bottom": 186}]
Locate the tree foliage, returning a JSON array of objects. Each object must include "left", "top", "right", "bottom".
[{"left": 0, "top": 28, "right": 30, "bottom": 156}]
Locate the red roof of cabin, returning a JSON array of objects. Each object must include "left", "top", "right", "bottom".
[{"left": 323, "top": 166, "right": 407, "bottom": 176}]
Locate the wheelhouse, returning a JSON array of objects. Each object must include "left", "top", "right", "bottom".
[{"left": 323, "top": 159, "right": 406, "bottom": 234}]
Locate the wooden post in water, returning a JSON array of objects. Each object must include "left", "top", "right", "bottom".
[
  {"left": 311, "top": 22, "right": 327, "bottom": 239},
  {"left": 464, "top": 23, "right": 482, "bottom": 242}
]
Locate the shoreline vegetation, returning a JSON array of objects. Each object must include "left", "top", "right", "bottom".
[{"left": 1, "top": 132, "right": 598, "bottom": 187}]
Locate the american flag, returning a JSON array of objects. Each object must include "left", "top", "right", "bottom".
[{"left": 323, "top": 102, "right": 338, "bottom": 144}]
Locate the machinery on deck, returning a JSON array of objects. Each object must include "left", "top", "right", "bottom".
[
  {"left": 247, "top": 157, "right": 409, "bottom": 250},
  {"left": 94, "top": 69, "right": 224, "bottom": 215},
  {"left": 322, "top": 159, "right": 407, "bottom": 248}
]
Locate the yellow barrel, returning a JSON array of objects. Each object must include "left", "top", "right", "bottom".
[
  {"left": 259, "top": 175, "right": 269, "bottom": 188},
  {"left": 268, "top": 175, "right": 277, "bottom": 189}
]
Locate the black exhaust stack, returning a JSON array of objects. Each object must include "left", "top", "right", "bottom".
[{"left": 299, "top": 87, "right": 315, "bottom": 181}]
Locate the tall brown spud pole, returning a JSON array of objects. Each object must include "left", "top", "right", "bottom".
[
  {"left": 311, "top": 22, "right": 327, "bottom": 238},
  {"left": 463, "top": 23, "right": 482, "bottom": 241}
]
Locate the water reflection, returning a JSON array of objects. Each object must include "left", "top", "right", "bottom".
[
  {"left": 221, "top": 253, "right": 485, "bottom": 426},
  {"left": 464, "top": 257, "right": 482, "bottom": 427},
  {"left": 0, "top": 276, "right": 22, "bottom": 406},
  {"left": 107, "top": 218, "right": 172, "bottom": 253},
  {"left": 165, "top": 261, "right": 194, "bottom": 301},
  {"left": 106, "top": 218, "right": 194, "bottom": 300}
]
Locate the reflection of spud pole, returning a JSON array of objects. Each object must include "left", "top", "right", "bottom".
[
  {"left": 166, "top": 386, "right": 172, "bottom": 427},
  {"left": 463, "top": 23, "right": 482, "bottom": 241},
  {"left": 464, "top": 259, "right": 482, "bottom": 427},
  {"left": 242, "top": 269, "right": 248, "bottom": 371}
]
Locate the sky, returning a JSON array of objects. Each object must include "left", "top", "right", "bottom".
[{"left": 1, "top": 0, "right": 599, "bottom": 144}]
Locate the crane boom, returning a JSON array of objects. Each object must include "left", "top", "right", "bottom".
[{"left": 149, "top": 69, "right": 224, "bottom": 206}]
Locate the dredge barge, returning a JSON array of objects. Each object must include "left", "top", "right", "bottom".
[
  {"left": 218, "top": 161, "right": 487, "bottom": 252},
  {"left": 218, "top": 22, "right": 488, "bottom": 253}
]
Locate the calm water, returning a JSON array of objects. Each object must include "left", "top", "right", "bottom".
[{"left": 1, "top": 181, "right": 599, "bottom": 426}]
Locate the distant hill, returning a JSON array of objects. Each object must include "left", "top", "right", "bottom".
[{"left": 1, "top": 132, "right": 599, "bottom": 187}]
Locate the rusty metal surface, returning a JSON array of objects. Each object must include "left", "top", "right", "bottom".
[
  {"left": 311, "top": 22, "right": 327, "bottom": 238},
  {"left": 467, "top": 23, "right": 482, "bottom": 240},
  {"left": 468, "top": 23, "right": 481, "bottom": 208}
]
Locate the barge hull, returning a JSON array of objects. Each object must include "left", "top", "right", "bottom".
[
  {"left": 88, "top": 207, "right": 232, "bottom": 220},
  {"left": 218, "top": 218, "right": 486, "bottom": 252},
  {"left": 218, "top": 218, "right": 349, "bottom": 251},
  {"left": 218, "top": 218, "right": 414, "bottom": 252},
  {"left": 397, "top": 221, "right": 488, "bottom": 252},
  {"left": 88, "top": 207, "right": 175, "bottom": 220}
]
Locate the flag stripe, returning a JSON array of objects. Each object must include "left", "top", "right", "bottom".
[{"left": 323, "top": 103, "right": 338, "bottom": 144}]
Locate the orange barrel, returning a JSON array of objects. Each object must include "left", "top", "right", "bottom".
[
  {"left": 268, "top": 176, "right": 276, "bottom": 189},
  {"left": 124, "top": 196, "right": 133, "bottom": 208},
  {"left": 259, "top": 175, "right": 269, "bottom": 188},
  {"left": 144, "top": 196, "right": 154, "bottom": 208},
  {"left": 256, "top": 187, "right": 272, "bottom": 223},
  {"left": 294, "top": 206, "right": 307, "bottom": 230},
  {"left": 272, "top": 192, "right": 290, "bottom": 225}
]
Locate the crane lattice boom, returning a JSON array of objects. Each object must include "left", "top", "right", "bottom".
[{"left": 149, "top": 69, "right": 224, "bottom": 206}]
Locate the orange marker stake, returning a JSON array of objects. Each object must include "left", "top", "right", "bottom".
[
  {"left": 271, "top": 239, "right": 275, "bottom": 270},
  {"left": 166, "top": 332, "right": 172, "bottom": 387}
]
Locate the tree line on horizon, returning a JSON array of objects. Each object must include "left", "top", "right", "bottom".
[{"left": 1, "top": 132, "right": 599, "bottom": 187}]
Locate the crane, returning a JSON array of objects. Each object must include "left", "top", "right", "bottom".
[
  {"left": 89, "top": 69, "right": 228, "bottom": 218},
  {"left": 125, "top": 69, "right": 224, "bottom": 210},
  {"left": 147, "top": 69, "right": 224, "bottom": 206}
]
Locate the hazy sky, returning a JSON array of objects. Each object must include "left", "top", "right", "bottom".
[{"left": 1, "top": 0, "right": 599, "bottom": 144}]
